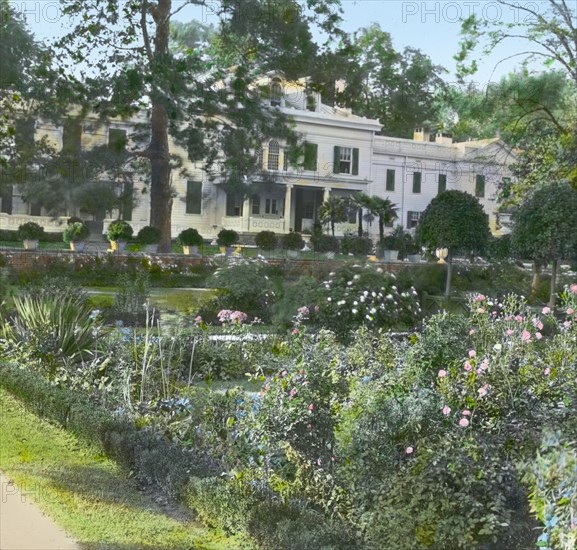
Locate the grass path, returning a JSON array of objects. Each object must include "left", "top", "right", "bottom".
[{"left": 0, "top": 387, "right": 251, "bottom": 550}]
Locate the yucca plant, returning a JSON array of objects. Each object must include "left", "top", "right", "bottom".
[{"left": 3, "top": 291, "right": 101, "bottom": 372}]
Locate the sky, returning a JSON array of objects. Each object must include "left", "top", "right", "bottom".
[{"left": 12, "top": 0, "right": 548, "bottom": 86}]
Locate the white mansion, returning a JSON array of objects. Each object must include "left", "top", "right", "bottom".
[{"left": 0, "top": 75, "right": 515, "bottom": 241}]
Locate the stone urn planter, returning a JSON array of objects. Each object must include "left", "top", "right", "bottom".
[
  {"left": 107, "top": 220, "right": 133, "bottom": 253},
  {"left": 177, "top": 228, "right": 204, "bottom": 255},
  {"left": 383, "top": 249, "right": 399, "bottom": 261},
  {"left": 137, "top": 226, "right": 161, "bottom": 254},
  {"left": 23, "top": 239, "right": 39, "bottom": 250}
]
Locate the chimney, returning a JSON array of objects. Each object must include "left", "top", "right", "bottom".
[
  {"left": 435, "top": 132, "right": 453, "bottom": 145},
  {"left": 413, "top": 126, "right": 430, "bottom": 142}
]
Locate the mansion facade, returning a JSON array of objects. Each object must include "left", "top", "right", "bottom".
[{"left": 0, "top": 76, "right": 515, "bottom": 241}]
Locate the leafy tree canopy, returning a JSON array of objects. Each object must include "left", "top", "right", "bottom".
[
  {"left": 510, "top": 181, "right": 577, "bottom": 264},
  {"left": 416, "top": 190, "right": 490, "bottom": 254}
]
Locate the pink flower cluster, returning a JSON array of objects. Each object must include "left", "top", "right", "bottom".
[
  {"left": 297, "top": 306, "right": 310, "bottom": 316},
  {"left": 217, "top": 309, "right": 248, "bottom": 324}
]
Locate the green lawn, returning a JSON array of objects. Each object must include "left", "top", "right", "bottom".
[{"left": 0, "top": 387, "right": 251, "bottom": 550}]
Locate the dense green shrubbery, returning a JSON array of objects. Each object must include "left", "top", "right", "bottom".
[
  {"left": 311, "top": 233, "right": 340, "bottom": 253},
  {"left": 280, "top": 231, "right": 304, "bottom": 250},
  {"left": 340, "top": 234, "right": 373, "bottom": 256},
  {"left": 3, "top": 259, "right": 577, "bottom": 548},
  {"left": 254, "top": 230, "right": 277, "bottom": 250}
]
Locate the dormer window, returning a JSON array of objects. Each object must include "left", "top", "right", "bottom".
[
  {"left": 270, "top": 79, "right": 282, "bottom": 107},
  {"left": 267, "top": 140, "right": 279, "bottom": 171}
]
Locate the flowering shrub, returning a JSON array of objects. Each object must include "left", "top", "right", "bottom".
[{"left": 315, "top": 263, "right": 420, "bottom": 339}]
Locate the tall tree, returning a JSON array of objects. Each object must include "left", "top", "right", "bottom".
[
  {"left": 319, "top": 196, "right": 348, "bottom": 236},
  {"left": 55, "top": 0, "right": 342, "bottom": 252},
  {"left": 455, "top": 0, "right": 577, "bottom": 192},
  {"left": 510, "top": 181, "right": 577, "bottom": 306},
  {"left": 328, "top": 24, "right": 447, "bottom": 138},
  {"left": 416, "top": 190, "right": 490, "bottom": 299}
]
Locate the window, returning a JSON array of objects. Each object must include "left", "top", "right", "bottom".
[
  {"left": 407, "top": 211, "right": 421, "bottom": 229},
  {"left": 303, "top": 142, "right": 318, "bottom": 171},
  {"left": 267, "top": 140, "right": 279, "bottom": 171},
  {"left": 186, "top": 180, "right": 202, "bottom": 214},
  {"left": 333, "top": 146, "right": 359, "bottom": 175},
  {"left": 0, "top": 186, "right": 13, "bottom": 214},
  {"left": 283, "top": 148, "right": 289, "bottom": 171},
  {"left": 386, "top": 169, "right": 395, "bottom": 191},
  {"left": 108, "top": 128, "right": 127, "bottom": 154},
  {"left": 438, "top": 173, "right": 447, "bottom": 194},
  {"left": 252, "top": 195, "right": 260, "bottom": 215},
  {"left": 303, "top": 201, "right": 314, "bottom": 219},
  {"left": 62, "top": 119, "right": 81, "bottom": 155},
  {"left": 15, "top": 118, "right": 35, "bottom": 153},
  {"left": 226, "top": 193, "right": 243, "bottom": 217},
  {"left": 120, "top": 181, "right": 133, "bottom": 221},
  {"left": 413, "top": 171, "right": 422, "bottom": 193},
  {"left": 30, "top": 203, "right": 42, "bottom": 216},
  {"left": 270, "top": 79, "right": 282, "bottom": 107},
  {"left": 256, "top": 147, "right": 263, "bottom": 170},
  {"left": 475, "top": 174, "right": 485, "bottom": 197},
  {"left": 265, "top": 198, "right": 279, "bottom": 215}
]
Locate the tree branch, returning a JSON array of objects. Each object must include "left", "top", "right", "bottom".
[{"left": 141, "top": 1, "right": 154, "bottom": 63}]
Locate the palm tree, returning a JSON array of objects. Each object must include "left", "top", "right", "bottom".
[
  {"left": 319, "top": 196, "right": 348, "bottom": 236},
  {"left": 370, "top": 196, "right": 398, "bottom": 242},
  {"left": 349, "top": 192, "right": 374, "bottom": 237}
]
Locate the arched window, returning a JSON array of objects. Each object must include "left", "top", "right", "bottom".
[
  {"left": 270, "top": 79, "right": 282, "bottom": 107},
  {"left": 267, "top": 140, "right": 279, "bottom": 171}
]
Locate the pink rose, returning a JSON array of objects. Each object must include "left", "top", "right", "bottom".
[
  {"left": 567, "top": 308, "right": 575, "bottom": 315},
  {"left": 469, "top": 329, "right": 476, "bottom": 335},
  {"left": 521, "top": 330, "right": 531, "bottom": 342},
  {"left": 464, "top": 361, "right": 473, "bottom": 372},
  {"left": 535, "top": 332, "right": 543, "bottom": 340},
  {"left": 442, "top": 405, "right": 451, "bottom": 416},
  {"left": 542, "top": 307, "right": 551, "bottom": 314},
  {"left": 544, "top": 368, "right": 551, "bottom": 376},
  {"left": 307, "top": 404, "right": 314, "bottom": 411},
  {"left": 459, "top": 418, "right": 470, "bottom": 427},
  {"left": 405, "top": 446, "right": 414, "bottom": 454},
  {"left": 438, "top": 369, "right": 448, "bottom": 378},
  {"left": 564, "top": 321, "right": 572, "bottom": 328},
  {"left": 462, "top": 409, "right": 471, "bottom": 416},
  {"left": 506, "top": 329, "right": 514, "bottom": 336},
  {"left": 570, "top": 283, "right": 577, "bottom": 295},
  {"left": 468, "top": 350, "right": 476, "bottom": 358}
]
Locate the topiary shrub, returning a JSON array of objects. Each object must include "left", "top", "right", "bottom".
[
  {"left": 341, "top": 234, "right": 372, "bottom": 256},
  {"left": 17, "top": 221, "right": 45, "bottom": 241},
  {"left": 63, "top": 222, "right": 90, "bottom": 243},
  {"left": 255, "top": 230, "right": 277, "bottom": 250},
  {"left": 311, "top": 233, "right": 340, "bottom": 253},
  {"left": 281, "top": 231, "right": 304, "bottom": 250},
  {"left": 177, "top": 227, "right": 204, "bottom": 247},
  {"left": 137, "top": 226, "right": 161, "bottom": 245},
  {"left": 217, "top": 229, "right": 238, "bottom": 247},
  {"left": 106, "top": 220, "right": 133, "bottom": 241}
]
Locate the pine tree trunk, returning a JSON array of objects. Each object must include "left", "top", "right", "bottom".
[
  {"left": 358, "top": 208, "right": 363, "bottom": 237},
  {"left": 148, "top": 0, "right": 173, "bottom": 253}
]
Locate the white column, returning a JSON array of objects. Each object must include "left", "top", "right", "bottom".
[
  {"left": 243, "top": 196, "right": 251, "bottom": 231},
  {"left": 323, "top": 187, "right": 331, "bottom": 203},
  {"left": 284, "top": 184, "right": 293, "bottom": 232}
]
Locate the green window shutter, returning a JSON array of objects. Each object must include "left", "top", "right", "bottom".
[
  {"left": 386, "top": 169, "right": 395, "bottom": 191},
  {"left": 304, "top": 142, "right": 318, "bottom": 171},
  {"left": 186, "top": 180, "right": 202, "bottom": 214},
  {"left": 413, "top": 172, "right": 422, "bottom": 193},
  {"left": 352, "top": 148, "right": 359, "bottom": 175},
  {"left": 333, "top": 146, "right": 340, "bottom": 174},
  {"left": 475, "top": 175, "right": 485, "bottom": 197},
  {"left": 438, "top": 174, "right": 447, "bottom": 194}
]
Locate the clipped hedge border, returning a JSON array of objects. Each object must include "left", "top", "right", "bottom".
[
  {"left": 0, "top": 362, "right": 359, "bottom": 548},
  {"left": 0, "top": 362, "right": 216, "bottom": 497}
]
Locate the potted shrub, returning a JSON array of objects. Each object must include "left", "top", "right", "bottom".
[
  {"left": 63, "top": 221, "right": 90, "bottom": 252},
  {"left": 255, "top": 230, "right": 277, "bottom": 251},
  {"left": 137, "top": 225, "right": 162, "bottom": 253},
  {"left": 217, "top": 229, "right": 238, "bottom": 255},
  {"left": 18, "top": 222, "right": 45, "bottom": 250},
  {"left": 378, "top": 234, "right": 399, "bottom": 261},
  {"left": 106, "top": 220, "right": 133, "bottom": 252},
  {"left": 281, "top": 231, "right": 304, "bottom": 257},
  {"left": 406, "top": 235, "right": 422, "bottom": 262},
  {"left": 177, "top": 227, "right": 204, "bottom": 255}
]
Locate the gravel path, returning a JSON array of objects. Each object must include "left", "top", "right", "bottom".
[{"left": 0, "top": 474, "right": 79, "bottom": 550}]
